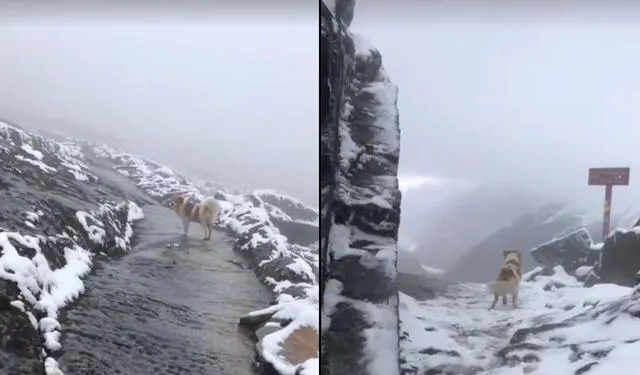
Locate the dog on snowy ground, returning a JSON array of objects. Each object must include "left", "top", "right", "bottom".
[
  {"left": 487, "top": 250, "right": 522, "bottom": 310},
  {"left": 168, "top": 192, "right": 220, "bottom": 241}
]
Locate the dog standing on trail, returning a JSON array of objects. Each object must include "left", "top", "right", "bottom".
[
  {"left": 487, "top": 250, "right": 522, "bottom": 310},
  {"left": 169, "top": 193, "right": 220, "bottom": 241}
]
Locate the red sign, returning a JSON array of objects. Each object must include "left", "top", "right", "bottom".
[{"left": 588, "top": 167, "right": 630, "bottom": 186}]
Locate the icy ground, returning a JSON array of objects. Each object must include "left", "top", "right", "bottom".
[{"left": 401, "top": 266, "right": 640, "bottom": 375}]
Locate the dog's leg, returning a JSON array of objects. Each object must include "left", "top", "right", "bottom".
[
  {"left": 182, "top": 218, "right": 190, "bottom": 236},
  {"left": 206, "top": 221, "right": 213, "bottom": 241},
  {"left": 489, "top": 294, "right": 499, "bottom": 310},
  {"left": 512, "top": 291, "right": 519, "bottom": 308},
  {"left": 201, "top": 219, "right": 211, "bottom": 241},
  {"left": 502, "top": 295, "right": 508, "bottom": 305}
]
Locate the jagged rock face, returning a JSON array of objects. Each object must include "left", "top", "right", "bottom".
[
  {"left": 321, "top": 1, "right": 402, "bottom": 374},
  {"left": 530, "top": 228, "right": 600, "bottom": 275},
  {"left": 596, "top": 229, "right": 640, "bottom": 287},
  {"left": 446, "top": 204, "right": 584, "bottom": 282}
]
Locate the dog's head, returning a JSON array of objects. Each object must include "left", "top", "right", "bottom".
[
  {"left": 503, "top": 249, "right": 522, "bottom": 263},
  {"left": 169, "top": 193, "right": 188, "bottom": 209}
]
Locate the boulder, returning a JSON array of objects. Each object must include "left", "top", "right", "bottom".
[
  {"left": 530, "top": 228, "right": 600, "bottom": 275},
  {"left": 321, "top": 1, "right": 402, "bottom": 374},
  {"left": 596, "top": 229, "right": 640, "bottom": 287}
]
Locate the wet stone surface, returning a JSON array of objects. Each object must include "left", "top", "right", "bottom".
[{"left": 57, "top": 205, "right": 270, "bottom": 375}]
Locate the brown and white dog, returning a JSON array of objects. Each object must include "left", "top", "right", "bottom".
[
  {"left": 487, "top": 250, "right": 522, "bottom": 310},
  {"left": 169, "top": 193, "right": 220, "bottom": 240}
]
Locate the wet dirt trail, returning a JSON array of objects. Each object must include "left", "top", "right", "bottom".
[{"left": 56, "top": 204, "right": 270, "bottom": 375}]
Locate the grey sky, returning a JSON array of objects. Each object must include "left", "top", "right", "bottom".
[
  {"left": 352, "top": 4, "right": 640, "bottom": 215},
  {"left": 0, "top": 6, "right": 318, "bottom": 207}
]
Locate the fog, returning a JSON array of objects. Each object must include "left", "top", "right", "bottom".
[
  {"left": 0, "top": 4, "right": 318, "bottom": 207},
  {"left": 352, "top": 3, "right": 640, "bottom": 217}
]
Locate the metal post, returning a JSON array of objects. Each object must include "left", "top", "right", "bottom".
[{"left": 602, "top": 183, "right": 613, "bottom": 241}]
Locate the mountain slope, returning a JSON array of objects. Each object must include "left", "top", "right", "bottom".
[{"left": 446, "top": 203, "right": 587, "bottom": 282}]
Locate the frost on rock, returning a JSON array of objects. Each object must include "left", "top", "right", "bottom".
[{"left": 321, "top": 0, "right": 402, "bottom": 374}]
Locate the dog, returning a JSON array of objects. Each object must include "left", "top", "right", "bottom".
[
  {"left": 487, "top": 250, "right": 522, "bottom": 310},
  {"left": 168, "top": 192, "right": 220, "bottom": 240}
]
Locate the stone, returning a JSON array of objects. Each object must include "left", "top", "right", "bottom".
[
  {"left": 596, "top": 229, "right": 640, "bottom": 287},
  {"left": 530, "top": 228, "right": 600, "bottom": 275}
]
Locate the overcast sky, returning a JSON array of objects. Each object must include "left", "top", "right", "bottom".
[
  {"left": 351, "top": 3, "right": 640, "bottom": 214},
  {"left": 0, "top": 4, "right": 318, "bottom": 206}
]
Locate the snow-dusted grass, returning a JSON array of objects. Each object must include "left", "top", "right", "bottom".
[
  {"left": 89, "top": 144, "right": 319, "bottom": 375},
  {"left": 401, "top": 266, "right": 637, "bottom": 375}
]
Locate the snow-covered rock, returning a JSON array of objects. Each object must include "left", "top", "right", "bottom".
[
  {"left": 321, "top": 0, "right": 402, "bottom": 373},
  {"left": 0, "top": 121, "right": 144, "bottom": 374},
  {"left": 594, "top": 226, "right": 640, "bottom": 287},
  {"left": 530, "top": 228, "right": 601, "bottom": 275}
]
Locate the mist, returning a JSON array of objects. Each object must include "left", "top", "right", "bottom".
[
  {"left": 352, "top": 3, "right": 640, "bottom": 218},
  {"left": 0, "top": 4, "right": 318, "bottom": 207}
]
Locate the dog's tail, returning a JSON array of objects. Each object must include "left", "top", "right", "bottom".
[{"left": 202, "top": 197, "right": 221, "bottom": 225}]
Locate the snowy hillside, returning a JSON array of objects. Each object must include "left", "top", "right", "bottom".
[
  {"left": 1, "top": 120, "right": 319, "bottom": 375},
  {"left": 400, "top": 266, "right": 639, "bottom": 375}
]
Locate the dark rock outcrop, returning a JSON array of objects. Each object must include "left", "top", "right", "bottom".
[
  {"left": 446, "top": 204, "right": 584, "bottom": 282},
  {"left": 321, "top": 1, "right": 402, "bottom": 374},
  {"left": 530, "top": 228, "right": 601, "bottom": 275},
  {"left": 595, "top": 228, "right": 640, "bottom": 287}
]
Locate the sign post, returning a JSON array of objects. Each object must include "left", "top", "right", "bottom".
[{"left": 588, "top": 167, "right": 630, "bottom": 241}]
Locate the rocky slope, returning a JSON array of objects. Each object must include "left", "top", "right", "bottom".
[
  {"left": 0, "top": 121, "right": 145, "bottom": 374},
  {"left": 321, "top": 0, "right": 402, "bottom": 374},
  {"left": 1, "top": 120, "right": 319, "bottom": 375}
]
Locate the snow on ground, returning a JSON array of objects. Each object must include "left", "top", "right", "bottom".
[
  {"left": 0, "top": 201, "right": 143, "bottom": 374},
  {"left": 400, "top": 266, "right": 638, "bottom": 375},
  {"left": 88, "top": 143, "right": 319, "bottom": 375}
]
